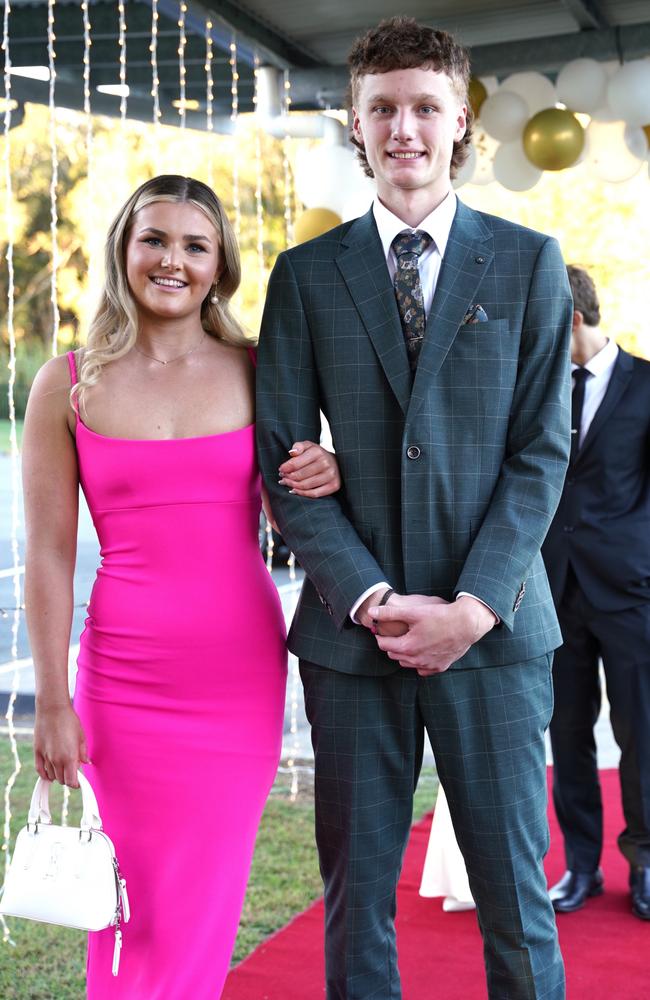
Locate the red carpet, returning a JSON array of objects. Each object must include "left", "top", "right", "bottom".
[{"left": 224, "top": 770, "right": 648, "bottom": 999}]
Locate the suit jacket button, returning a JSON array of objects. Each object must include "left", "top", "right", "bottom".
[
  {"left": 563, "top": 525, "right": 574, "bottom": 533},
  {"left": 407, "top": 445, "right": 421, "bottom": 460}
]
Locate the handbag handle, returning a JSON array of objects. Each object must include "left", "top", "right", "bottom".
[{"left": 27, "top": 771, "right": 103, "bottom": 831}]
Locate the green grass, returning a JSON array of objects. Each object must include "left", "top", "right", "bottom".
[
  {"left": 0, "top": 736, "right": 438, "bottom": 996},
  {"left": 0, "top": 420, "right": 23, "bottom": 455}
]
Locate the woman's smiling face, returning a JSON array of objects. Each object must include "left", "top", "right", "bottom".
[{"left": 125, "top": 200, "right": 221, "bottom": 322}]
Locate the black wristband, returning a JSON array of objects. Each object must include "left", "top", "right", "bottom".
[{"left": 377, "top": 588, "right": 395, "bottom": 607}]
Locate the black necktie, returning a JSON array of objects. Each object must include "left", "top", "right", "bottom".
[
  {"left": 391, "top": 230, "right": 432, "bottom": 370},
  {"left": 570, "top": 367, "right": 591, "bottom": 463}
]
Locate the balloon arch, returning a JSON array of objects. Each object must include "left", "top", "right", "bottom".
[{"left": 294, "top": 58, "right": 650, "bottom": 233}]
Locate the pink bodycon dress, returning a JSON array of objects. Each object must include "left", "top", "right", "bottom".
[{"left": 68, "top": 351, "right": 287, "bottom": 998}]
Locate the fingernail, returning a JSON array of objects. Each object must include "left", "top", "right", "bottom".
[
  {"left": 289, "top": 489, "right": 296, "bottom": 494},
  {"left": 288, "top": 449, "right": 299, "bottom": 455},
  {"left": 278, "top": 479, "right": 287, "bottom": 485},
  {"left": 369, "top": 607, "right": 379, "bottom": 616}
]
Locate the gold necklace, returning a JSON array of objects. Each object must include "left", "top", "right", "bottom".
[{"left": 133, "top": 333, "right": 206, "bottom": 366}]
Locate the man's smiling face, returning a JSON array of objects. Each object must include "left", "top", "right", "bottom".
[{"left": 352, "top": 65, "right": 467, "bottom": 207}]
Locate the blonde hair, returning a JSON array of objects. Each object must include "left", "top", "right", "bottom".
[{"left": 74, "top": 175, "right": 249, "bottom": 408}]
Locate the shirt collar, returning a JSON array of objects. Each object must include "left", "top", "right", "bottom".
[
  {"left": 572, "top": 338, "right": 619, "bottom": 379},
  {"left": 372, "top": 191, "right": 457, "bottom": 261}
]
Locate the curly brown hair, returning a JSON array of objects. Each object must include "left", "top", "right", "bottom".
[{"left": 348, "top": 17, "right": 473, "bottom": 180}]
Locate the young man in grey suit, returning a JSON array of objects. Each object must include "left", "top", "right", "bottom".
[{"left": 257, "top": 17, "right": 571, "bottom": 999}]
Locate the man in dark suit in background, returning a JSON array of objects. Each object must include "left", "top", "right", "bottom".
[
  {"left": 544, "top": 265, "right": 650, "bottom": 920},
  {"left": 257, "top": 17, "right": 572, "bottom": 998}
]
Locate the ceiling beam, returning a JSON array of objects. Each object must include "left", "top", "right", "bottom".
[
  {"left": 561, "top": 0, "right": 610, "bottom": 31},
  {"left": 163, "top": 0, "right": 322, "bottom": 69},
  {"left": 289, "top": 21, "right": 650, "bottom": 108},
  {"left": 469, "top": 21, "right": 646, "bottom": 77},
  {"left": 9, "top": 74, "right": 237, "bottom": 131}
]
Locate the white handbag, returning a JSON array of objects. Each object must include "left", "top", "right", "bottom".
[{"left": 0, "top": 771, "right": 130, "bottom": 976}]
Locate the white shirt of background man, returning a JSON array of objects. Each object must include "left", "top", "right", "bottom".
[{"left": 572, "top": 338, "right": 619, "bottom": 447}]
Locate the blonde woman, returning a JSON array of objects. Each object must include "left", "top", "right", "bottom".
[{"left": 22, "top": 175, "right": 340, "bottom": 998}]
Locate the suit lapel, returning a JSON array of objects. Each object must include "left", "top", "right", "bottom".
[
  {"left": 573, "top": 348, "right": 634, "bottom": 466},
  {"left": 408, "top": 201, "right": 494, "bottom": 422},
  {"left": 336, "top": 209, "right": 412, "bottom": 415}
]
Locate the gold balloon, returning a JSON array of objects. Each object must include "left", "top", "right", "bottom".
[
  {"left": 294, "top": 207, "right": 342, "bottom": 244},
  {"left": 523, "top": 108, "right": 585, "bottom": 171},
  {"left": 643, "top": 124, "right": 650, "bottom": 149},
  {"left": 468, "top": 77, "right": 487, "bottom": 119}
]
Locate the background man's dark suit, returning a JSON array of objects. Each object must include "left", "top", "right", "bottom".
[
  {"left": 543, "top": 347, "right": 650, "bottom": 880},
  {"left": 257, "top": 200, "right": 572, "bottom": 998}
]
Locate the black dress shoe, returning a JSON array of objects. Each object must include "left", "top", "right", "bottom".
[
  {"left": 630, "top": 866, "right": 650, "bottom": 920},
  {"left": 549, "top": 869, "right": 604, "bottom": 913}
]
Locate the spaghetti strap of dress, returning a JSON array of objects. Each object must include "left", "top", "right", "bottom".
[{"left": 66, "top": 351, "right": 80, "bottom": 422}]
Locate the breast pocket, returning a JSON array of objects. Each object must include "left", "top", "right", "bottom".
[{"left": 445, "top": 321, "right": 519, "bottom": 413}]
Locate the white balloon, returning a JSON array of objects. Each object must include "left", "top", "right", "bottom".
[
  {"left": 501, "top": 71, "right": 556, "bottom": 115},
  {"left": 340, "top": 172, "right": 376, "bottom": 221},
  {"left": 493, "top": 140, "right": 542, "bottom": 192},
  {"left": 470, "top": 127, "right": 498, "bottom": 185},
  {"left": 607, "top": 60, "right": 650, "bottom": 126},
  {"left": 624, "top": 124, "right": 649, "bottom": 162},
  {"left": 591, "top": 105, "right": 618, "bottom": 123},
  {"left": 481, "top": 76, "right": 500, "bottom": 97},
  {"left": 294, "top": 144, "right": 359, "bottom": 214},
  {"left": 453, "top": 144, "right": 477, "bottom": 188},
  {"left": 479, "top": 90, "right": 529, "bottom": 142},
  {"left": 584, "top": 119, "right": 644, "bottom": 183},
  {"left": 556, "top": 58, "right": 608, "bottom": 113}
]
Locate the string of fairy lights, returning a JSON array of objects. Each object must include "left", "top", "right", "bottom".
[
  {"left": 276, "top": 68, "right": 301, "bottom": 796},
  {"left": 253, "top": 54, "right": 266, "bottom": 323},
  {"left": 150, "top": 0, "right": 161, "bottom": 128},
  {"left": 177, "top": 2, "right": 187, "bottom": 132},
  {"left": 229, "top": 35, "right": 241, "bottom": 240},
  {"left": 282, "top": 69, "right": 295, "bottom": 248},
  {"left": 204, "top": 19, "right": 214, "bottom": 188},
  {"left": 1, "top": 0, "right": 22, "bottom": 942},
  {"left": 81, "top": 0, "right": 93, "bottom": 173},
  {"left": 81, "top": 0, "right": 99, "bottom": 353},
  {"left": 117, "top": 0, "right": 127, "bottom": 126},
  {"left": 1, "top": 2, "right": 313, "bottom": 887},
  {"left": 46, "top": 0, "right": 60, "bottom": 357}
]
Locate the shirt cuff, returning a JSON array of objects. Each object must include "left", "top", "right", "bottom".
[
  {"left": 456, "top": 592, "right": 500, "bottom": 625},
  {"left": 350, "top": 583, "right": 391, "bottom": 624}
]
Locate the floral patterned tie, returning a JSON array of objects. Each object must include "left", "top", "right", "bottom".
[{"left": 392, "top": 230, "right": 432, "bottom": 370}]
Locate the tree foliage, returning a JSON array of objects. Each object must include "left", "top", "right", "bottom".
[
  {"left": 1, "top": 101, "right": 649, "bottom": 420},
  {"left": 0, "top": 103, "right": 295, "bottom": 415}
]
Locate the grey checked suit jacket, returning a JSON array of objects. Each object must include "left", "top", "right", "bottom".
[{"left": 256, "top": 200, "right": 573, "bottom": 675}]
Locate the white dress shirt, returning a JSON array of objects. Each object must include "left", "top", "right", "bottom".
[
  {"left": 372, "top": 191, "right": 457, "bottom": 317},
  {"left": 350, "top": 192, "right": 497, "bottom": 624},
  {"left": 573, "top": 338, "right": 619, "bottom": 447}
]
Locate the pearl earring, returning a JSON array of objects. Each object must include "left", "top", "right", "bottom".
[{"left": 210, "top": 285, "right": 219, "bottom": 304}]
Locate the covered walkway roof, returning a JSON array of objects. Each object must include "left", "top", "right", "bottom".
[{"left": 6, "top": 1, "right": 650, "bottom": 125}]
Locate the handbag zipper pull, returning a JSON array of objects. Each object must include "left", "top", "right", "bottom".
[
  {"left": 112, "top": 928, "right": 122, "bottom": 976},
  {"left": 119, "top": 878, "right": 130, "bottom": 923}
]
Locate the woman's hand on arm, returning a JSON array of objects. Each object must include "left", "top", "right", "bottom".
[
  {"left": 22, "top": 355, "right": 88, "bottom": 787},
  {"left": 278, "top": 441, "right": 341, "bottom": 498}
]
